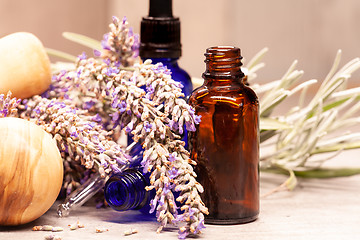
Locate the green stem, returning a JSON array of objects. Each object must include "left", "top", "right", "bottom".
[
  {"left": 262, "top": 166, "right": 360, "bottom": 178},
  {"left": 62, "top": 32, "right": 101, "bottom": 50},
  {"left": 46, "top": 48, "right": 77, "bottom": 62}
]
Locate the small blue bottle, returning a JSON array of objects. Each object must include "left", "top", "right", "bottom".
[
  {"left": 104, "top": 168, "right": 154, "bottom": 213},
  {"left": 128, "top": 0, "right": 192, "bottom": 148},
  {"left": 140, "top": 0, "right": 193, "bottom": 97}
]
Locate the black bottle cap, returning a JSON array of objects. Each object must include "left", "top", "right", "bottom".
[{"left": 140, "top": 0, "right": 181, "bottom": 59}]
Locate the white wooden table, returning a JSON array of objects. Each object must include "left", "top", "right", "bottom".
[{"left": 1, "top": 149, "right": 359, "bottom": 240}]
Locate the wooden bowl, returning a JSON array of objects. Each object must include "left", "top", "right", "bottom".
[
  {"left": 0, "top": 118, "right": 63, "bottom": 226},
  {"left": 0, "top": 32, "right": 52, "bottom": 99}
]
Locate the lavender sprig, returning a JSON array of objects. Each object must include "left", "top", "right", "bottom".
[
  {"left": 98, "top": 16, "right": 140, "bottom": 67},
  {"left": 52, "top": 56, "right": 208, "bottom": 237},
  {"left": 0, "top": 91, "right": 21, "bottom": 118},
  {"left": 17, "top": 95, "right": 132, "bottom": 177},
  {"left": 44, "top": 16, "right": 208, "bottom": 238}
]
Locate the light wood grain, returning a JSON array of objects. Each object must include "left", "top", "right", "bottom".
[{"left": 0, "top": 118, "right": 63, "bottom": 226}]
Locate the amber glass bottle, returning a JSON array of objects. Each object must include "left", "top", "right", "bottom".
[{"left": 188, "top": 46, "right": 259, "bottom": 224}]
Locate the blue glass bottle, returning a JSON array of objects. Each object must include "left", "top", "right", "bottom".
[
  {"left": 140, "top": 0, "right": 192, "bottom": 97},
  {"left": 104, "top": 168, "right": 154, "bottom": 213},
  {"left": 127, "top": 0, "right": 192, "bottom": 148}
]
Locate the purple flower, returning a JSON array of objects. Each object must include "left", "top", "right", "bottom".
[
  {"left": 78, "top": 52, "right": 87, "bottom": 60},
  {"left": 119, "top": 101, "right": 127, "bottom": 113},
  {"left": 149, "top": 198, "right": 157, "bottom": 214},
  {"left": 172, "top": 81, "right": 184, "bottom": 89},
  {"left": 93, "top": 49, "right": 102, "bottom": 57},
  {"left": 168, "top": 153, "right": 176, "bottom": 162},
  {"left": 111, "top": 97, "right": 119, "bottom": 108},
  {"left": 111, "top": 112, "right": 120, "bottom": 122},
  {"left": 106, "top": 67, "right": 120, "bottom": 76},
  {"left": 96, "top": 143, "right": 105, "bottom": 154},
  {"left": 122, "top": 16, "right": 127, "bottom": 25},
  {"left": 103, "top": 58, "right": 111, "bottom": 66},
  {"left": 194, "top": 114, "right": 202, "bottom": 125},
  {"left": 178, "top": 228, "right": 189, "bottom": 239},
  {"left": 111, "top": 164, "right": 121, "bottom": 174},
  {"left": 87, "top": 122, "right": 96, "bottom": 128},
  {"left": 83, "top": 100, "right": 96, "bottom": 110},
  {"left": 101, "top": 33, "right": 111, "bottom": 51},
  {"left": 168, "top": 167, "right": 179, "bottom": 179},
  {"left": 77, "top": 68, "right": 82, "bottom": 78},
  {"left": 128, "top": 27, "right": 134, "bottom": 37},
  {"left": 70, "top": 127, "right": 79, "bottom": 138},
  {"left": 1, "top": 109, "right": 8, "bottom": 117},
  {"left": 58, "top": 102, "right": 67, "bottom": 108},
  {"left": 185, "top": 121, "right": 196, "bottom": 132},
  {"left": 168, "top": 120, "right": 179, "bottom": 131},
  {"left": 195, "top": 219, "right": 206, "bottom": 234},
  {"left": 144, "top": 121, "right": 152, "bottom": 132},
  {"left": 91, "top": 114, "right": 102, "bottom": 122},
  {"left": 112, "top": 16, "right": 120, "bottom": 24},
  {"left": 34, "top": 107, "right": 41, "bottom": 115},
  {"left": 125, "top": 121, "right": 134, "bottom": 133}
]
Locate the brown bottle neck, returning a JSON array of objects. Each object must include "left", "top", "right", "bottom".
[{"left": 202, "top": 46, "right": 245, "bottom": 82}]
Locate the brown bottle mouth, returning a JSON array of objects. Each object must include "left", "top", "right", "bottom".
[
  {"left": 203, "top": 46, "right": 244, "bottom": 79},
  {"left": 205, "top": 46, "right": 241, "bottom": 59}
]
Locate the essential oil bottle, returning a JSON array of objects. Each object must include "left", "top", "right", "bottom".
[
  {"left": 127, "top": 0, "right": 192, "bottom": 149},
  {"left": 188, "top": 46, "right": 259, "bottom": 224},
  {"left": 104, "top": 168, "right": 154, "bottom": 214},
  {"left": 140, "top": 0, "right": 192, "bottom": 97}
]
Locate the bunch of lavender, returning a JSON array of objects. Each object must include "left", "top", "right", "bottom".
[
  {"left": 17, "top": 95, "right": 133, "bottom": 177},
  {"left": 0, "top": 91, "right": 133, "bottom": 201},
  {"left": 47, "top": 16, "right": 208, "bottom": 239},
  {"left": 98, "top": 16, "right": 140, "bottom": 67},
  {"left": 0, "top": 92, "right": 20, "bottom": 118}
]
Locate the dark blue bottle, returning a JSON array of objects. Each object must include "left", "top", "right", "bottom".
[
  {"left": 128, "top": 0, "right": 192, "bottom": 148},
  {"left": 104, "top": 168, "right": 154, "bottom": 213},
  {"left": 140, "top": 0, "right": 192, "bottom": 97}
]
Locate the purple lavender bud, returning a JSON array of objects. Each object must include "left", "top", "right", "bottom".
[
  {"left": 91, "top": 114, "right": 102, "bottom": 122},
  {"left": 168, "top": 167, "right": 179, "bottom": 179},
  {"left": 77, "top": 69, "right": 82, "bottom": 78},
  {"left": 111, "top": 112, "right": 120, "bottom": 122},
  {"left": 103, "top": 58, "right": 111, "bottom": 66},
  {"left": 83, "top": 100, "right": 96, "bottom": 110},
  {"left": 111, "top": 97, "right": 119, "bottom": 109},
  {"left": 168, "top": 153, "right": 176, "bottom": 162},
  {"left": 149, "top": 198, "right": 157, "bottom": 214},
  {"left": 112, "top": 16, "right": 120, "bottom": 24},
  {"left": 1, "top": 109, "right": 8, "bottom": 117},
  {"left": 97, "top": 143, "right": 106, "bottom": 154},
  {"left": 144, "top": 121, "right": 152, "bottom": 132},
  {"left": 185, "top": 121, "right": 196, "bottom": 132},
  {"left": 194, "top": 115, "right": 202, "bottom": 125},
  {"left": 128, "top": 27, "right": 134, "bottom": 37},
  {"left": 195, "top": 219, "right": 206, "bottom": 234},
  {"left": 93, "top": 49, "right": 102, "bottom": 57},
  {"left": 119, "top": 101, "right": 127, "bottom": 113},
  {"left": 122, "top": 16, "right": 127, "bottom": 25},
  {"left": 114, "top": 61, "right": 121, "bottom": 67},
  {"left": 178, "top": 228, "right": 189, "bottom": 240},
  {"left": 78, "top": 52, "right": 87, "bottom": 60},
  {"left": 111, "top": 164, "right": 121, "bottom": 174},
  {"left": 125, "top": 121, "right": 134, "bottom": 133}
]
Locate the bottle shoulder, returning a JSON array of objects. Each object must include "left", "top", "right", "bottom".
[{"left": 189, "top": 84, "right": 258, "bottom": 106}]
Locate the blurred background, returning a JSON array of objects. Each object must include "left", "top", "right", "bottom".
[{"left": 1, "top": 0, "right": 360, "bottom": 85}]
